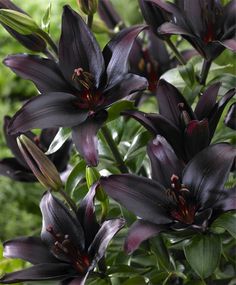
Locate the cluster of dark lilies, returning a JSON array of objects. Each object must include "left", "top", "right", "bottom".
[{"left": 0, "top": 0, "right": 235, "bottom": 284}]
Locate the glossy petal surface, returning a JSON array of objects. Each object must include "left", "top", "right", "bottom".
[
  {"left": 72, "top": 111, "right": 107, "bottom": 167},
  {"left": 3, "top": 237, "right": 58, "bottom": 264},
  {"left": 100, "top": 174, "right": 172, "bottom": 224},
  {"left": 124, "top": 219, "right": 163, "bottom": 254},
  {"left": 8, "top": 92, "right": 88, "bottom": 134}
]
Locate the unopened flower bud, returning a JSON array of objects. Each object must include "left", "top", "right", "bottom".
[
  {"left": 77, "top": 0, "right": 98, "bottom": 15},
  {"left": 17, "top": 135, "right": 62, "bottom": 191}
]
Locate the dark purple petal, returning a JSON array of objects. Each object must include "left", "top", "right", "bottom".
[
  {"left": 182, "top": 143, "right": 236, "bottom": 209},
  {"left": 208, "top": 88, "right": 236, "bottom": 139},
  {"left": 103, "top": 73, "right": 147, "bottom": 106},
  {"left": 0, "top": 0, "right": 46, "bottom": 52},
  {"left": 98, "top": 0, "right": 124, "bottom": 30},
  {"left": 88, "top": 219, "right": 125, "bottom": 265},
  {"left": 123, "top": 110, "right": 186, "bottom": 161},
  {"left": 8, "top": 92, "right": 88, "bottom": 134},
  {"left": 194, "top": 82, "right": 221, "bottom": 120},
  {"left": 65, "top": 275, "right": 88, "bottom": 285},
  {"left": 148, "top": 30, "right": 171, "bottom": 71},
  {"left": 77, "top": 183, "right": 100, "bottom": 248},
  {"left": 225, "top": 102, "right": 236, "bottom": 130},
  {"left": 155, "top": 79, "right": 195, "bottom": 127},
  {"left": 0, "top": 263, "right": 74, "bottom": 283},
  {"left": 72, "top": 111, "right": 107, "bottom": 167},
  {"left": 158, "top": 22, "right": 194, "bottom": 37},
  {"left": 3, "top": 55, "right": 73, "bottom": 93},
  {"left": 104, "top": 25, "right": 147, "bottom": 87},
  {"left": 184, "top": 119, "right": 210, "bottom": 160},
  {"left": 40, "top": 192, "right": 85, "bottom": 251},
  {"left": 0, "top": 158, "right": 35, "bottom": 182},
  {"left": 3, "top": 116, "right": 31, "bottom": 168},
  {"left": 147, "top": 135, "right": 184, "bottom": 188},
  {"left": 215, "top": 186, "right": 236, "bottom": 212},
  {"left": 124, "top": 219, "right": 164, "bottom": 254},
  {"left": 146, "top": 0, "right": 181, "bottom": 15},
  {"left": 3, "top": 237, "right": 58, "bottom": 264},
  {"left": 218, "top": 38, "right": 236, "bottom": 52},
  {"left": 100, "top": 174, "right": 172, "bottom": 224},
  {"left": 139, "top": 0, "right": 167, "bottom": 34},
  {"left": 59, "top": 5, "right": 104, "bottom": 87}
]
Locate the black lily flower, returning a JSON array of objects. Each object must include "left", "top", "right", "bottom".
[
  {"left": 146, "top": 0, "right": 236, "bottom": 61},
  {"left": 0, "top": 0, "right": 46, "bottom": 52},
  {"left": 0, "top": 116, "right": 71, "bottom": 182},
  {"left": 5, "top": 5, "right": 147, "bottom": 166},
  {"left": 139, "top": 0, "right": 168, "bottom": 38},
  {"left": 124, "top": 79, "right": 235, "bottom": 162},
  {"left": 225, "top": 103, "right": 236, "bottom": 130},
  {"left": 0, "top": 190, "right": 124, "bottom": 284},
  {"left": 100, "top": 140, "right": 236, "bottom": 254}
]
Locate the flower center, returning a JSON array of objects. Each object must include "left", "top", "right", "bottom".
[
  {"left": 46, "top": 226, "right": 90, "bottom": 273},
  {"left": 203, "top": 22, "right": 214, "bottom": 44},
  {"left": 72, "top": 68, "right": 104, "bottom": 111},
  {"left": 138, "top": 48, "right": 158, "bottom": 92},
  {"left": 167, "top": 175, "right": 196, "bottom": 224}
]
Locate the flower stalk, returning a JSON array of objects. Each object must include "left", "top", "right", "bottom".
[{"left": 101, "top": 125, "right": 129, "bottom": 173}]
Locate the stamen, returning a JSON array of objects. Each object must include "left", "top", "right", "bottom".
[
  {"left": 46, "top": 226, "right": 90, "bottom": 273},
  {"left": 167, "top": 175, "right": 196, "bottom": 224},
  {"left": 72, "top": 68, "right": 94, "bottom": 90}
]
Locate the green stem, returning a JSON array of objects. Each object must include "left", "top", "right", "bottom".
[
  {"left": 87, "top": 14, "right": 94, "bottom": 29},
  {"left": 59, "top": 189, "right": 77, "bottom": 213},
  {"left": 166, "top": 38, "right": 186, "bottom": 65},
  {"left": 199, "top": 59, "right": 212, "bottom": 85},
  {"left": 101, "top": 125, "right": 129, "bottom": 173}
]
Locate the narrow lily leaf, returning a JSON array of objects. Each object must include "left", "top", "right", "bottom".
[
  {"left": 46, "top": 127, "right": 71, "bottom": 155},
  {"left": 65, "top": 160, "right": 86, "bottom": 196},
  {"left": 86, "top": 167, "right": 100, "bottom": 189},
  {"left": 211, "top": 211, "right": 236, "bottom": 239},
  {"left": 107, "top": 100, "right": 135, "bottom": 123},
  {"left": 41, "top": 2, "right": 51, "bottom": 33},
  {"left": 184, "top": 234, "right": 221, "bottom": 279},
  {"left": 0, "top": 9, "right": 39, "bottom": 35},
  {"left": 178, "top": 62, "right": 195, "bottom": 87},
  {"left": 122, "top": 276, "right": 146, "bottom": 285}
]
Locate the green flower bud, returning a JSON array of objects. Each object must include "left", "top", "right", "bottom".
[
  {"left": 77, "top": 0, "right": 98, "bottom": 16},
  {"left": 0, "top": 9, "right": 39, "bottom": 35},
  {"left": 17, "top": 135, "right": 63, "bottom": 191}
]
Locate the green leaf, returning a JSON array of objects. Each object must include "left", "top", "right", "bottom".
[
  {"left": 184, "top": 233, "right": 221, "bottom": 279},
  {"left": 41, "top": 2, "right": 51, "bottom": 33},
  {"left": 0, "top": 9, "right": 39, "bottom": 35},
  {"left": 107, "top": 100, "right": 135, "bottom": 123},
  {"left": 65, "top": 160, "right": 86, "bottom": 196},
  {"left": 45, "top": 127, "right": 71, "bottom": 155},
  {"left": 150, "top": 235, "right": 173, "bottom": 271},
  {"left": 178, "top": 62, "right": 195, "bottom": 87},
  {"left": 211, "top": 211, "right": 236, "bottom": 239},
  {"left": 86, "top": 166, "right": 100, "bottom": 188},
  {"left": 121, "top": 276, "right": 146, "bottom": 285}
]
